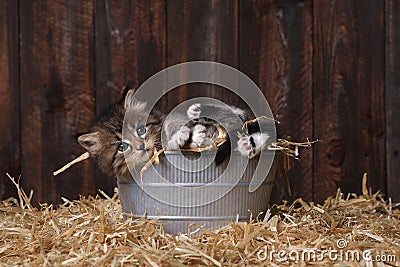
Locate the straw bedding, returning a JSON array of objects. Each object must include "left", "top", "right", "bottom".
[{"left": 0, "top": 174, "right": 399, "bottom": 266}]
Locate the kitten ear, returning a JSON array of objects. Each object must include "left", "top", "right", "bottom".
[
  {"left": 124, "top": 89, "right": 136, "bottom": 110},
  {"left": 124, "top": 89, "right": 147, "bottom": 111},
  {"left": 78, "top": 132, "right": 101, "bottom": 154}
]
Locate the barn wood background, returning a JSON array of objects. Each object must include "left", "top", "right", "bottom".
[{"left": 0, "top": 0, "right": 399, "bottom": 205}]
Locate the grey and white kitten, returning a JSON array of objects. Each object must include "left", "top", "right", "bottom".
[
  {"left": 78, "top": 89, "right": 271, "bottom": 177},
  {"left": 183, "top": 102, "right": 271, "bottom": 163}
]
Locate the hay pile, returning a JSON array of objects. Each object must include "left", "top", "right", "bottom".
[{"left": 0, "top": 175, "right": 399, "bottom": 266}]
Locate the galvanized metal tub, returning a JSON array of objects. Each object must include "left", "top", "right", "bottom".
[{"left": 118, "top": 151, "right": 278, "bottom": 235}]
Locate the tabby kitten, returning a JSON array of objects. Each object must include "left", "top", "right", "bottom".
[
  {"left": 78, "top": 88, "right": 273, "bottom": 177},
  {"left": 78, "top": 90, "right": 158, "bottom": 177},
  {"left": 78, "top": 89, "right": 193, "bottom": 177}
]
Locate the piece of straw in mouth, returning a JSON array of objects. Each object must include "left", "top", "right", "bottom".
[
  {"left": 53, "top": 152, "right": 90, "bottom": 176},
  {"left": 140, "top": 148, "right": 165, "bottom": 188}
]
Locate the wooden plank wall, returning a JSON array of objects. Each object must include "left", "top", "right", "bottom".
[
  {"left": 0, "top": 0, "right": 19, "bottom": 200},
  {"left": 313, "top": 0, "right": 386, "bottom": 203},
  {"left": 0, "top": 0, "right": 397, "bottom": 205},
  {"left": 386, "top": 0, "right": 400, "bottom": 203},
  {"left": 19, "top": 1, "right": 96, "bottom": 204}
]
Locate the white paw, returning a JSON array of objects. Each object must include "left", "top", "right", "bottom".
[
  {"left": 192, "top": 124, "right": 207, "bottom": 143},
  {"left": 187, "top": 103, "right": 201, "bottom": 119},
  {"left": 237, "top": 133, "right": 269, "bottom": 159},
  {"left": 189, "top": 124, "right": 207, "bottom": 148},
  {"left": 237, "top": 136, "right": 254, "bottom": 157},
  {"left": 168, "top": 126, "right": 190, "bottom": 149},
  {"left": 189, "top": 142, "right": 199, "bottom": 149}
]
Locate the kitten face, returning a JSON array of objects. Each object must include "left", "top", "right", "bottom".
[
  {"left": 121, "top": 102, "right": 163, "bottom": 173},
  {"left": 78, "top": 90, "right": 163, "bottom": 177}
]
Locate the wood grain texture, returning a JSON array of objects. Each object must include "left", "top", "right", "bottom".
[
  {"left": 240, "top": 0, "right": 313, "bottom": 202},
  {"left": 313, "top": 0, "right": 386, "bottom": 203},
  {"left": 166, "top": 0, "right": 238, "bottom": 107},
  {"left": 386, "top": 0, "right": 400, "bottom": 203},
  {"left": 1, "top": 0, "right": 397, "bottom": 204},
  {"left": 95, "top": 0, "right": 166, "bottom": 193},
  {"left": 0, "top": 0, "right": 19, "bottom": 199},
  {"left": 20, "top": 1, "right": 96, "bottom": 204}
]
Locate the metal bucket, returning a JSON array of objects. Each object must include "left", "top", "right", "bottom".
[{"left": 118, "top": 151, "right": 278, "bottom": 235}]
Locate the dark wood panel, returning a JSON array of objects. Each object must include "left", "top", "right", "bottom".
[
  {"left": 95, "top": 0, "right": 167, "bottom": 193},
  {"left": 313, "top": 0, "right": 386, "bottom": 203},
  {"left": 0, "top": 0, "right": 19, "bottom": 199},
  {"left": 166, "top": 0, "right": 238, "bottom": 107},
  {"left": 95, "top": 0, "right": 166, "bottom": 112},
  {"left": 0, "top": 0, "right": 397, "bottom": 204},
  {"left": 386, "top": 0, "right": 400, "bottom": 203},
  {"left": 20, "top": 1, "right": 96, "bottom": 204},
  {"left": 240, "top": 0, "right": 313, "bottom": 203}
]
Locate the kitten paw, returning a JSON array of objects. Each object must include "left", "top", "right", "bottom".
[
  {"left": 237, "top": 133, "right": 270, "bottom": 159},
  {"left": 237, "top": 136, "right": 254, "bottom": 157},
  {"left": 168, "top": 126, "right": 191, "bottom": 149},
  {"left": 189, "top": 124, "right": 207, "bottom": 148},
  {"left": 187, "top": 103, "right": 201, "bottom": 119}
]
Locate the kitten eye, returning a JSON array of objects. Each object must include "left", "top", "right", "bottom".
[
  {"left": 136, "top": 126, "right": 147, "bottom": 137},
  {"left": 117, "top": 142, "right": 130, "bottom": 152}
]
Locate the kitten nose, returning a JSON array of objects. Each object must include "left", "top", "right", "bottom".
[{"left": 136, "top": 143, "right": 145, "bottom": 151}]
